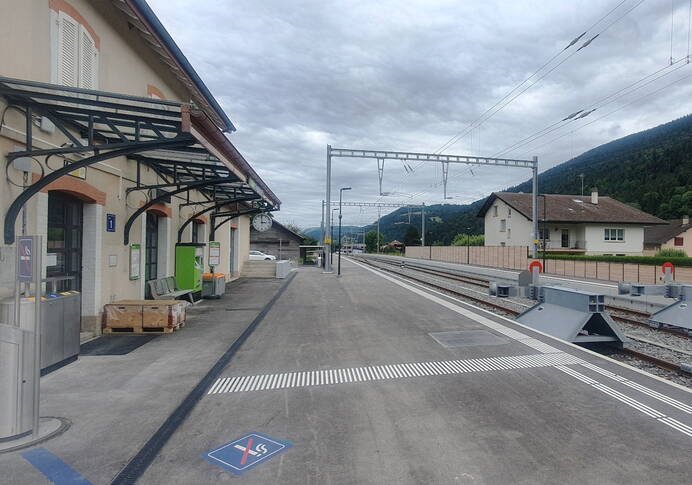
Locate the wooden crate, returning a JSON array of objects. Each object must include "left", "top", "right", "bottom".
[
  {"left": 105, "top": 300, "right": 186, "bottom": 331},
  {"left": 104, "top": 304, "right": 142, "bottom": 328},
  {"left": 103, "top": 325, "right": 174, "bottom": 334}
]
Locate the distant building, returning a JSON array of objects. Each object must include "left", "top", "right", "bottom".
[
  {"left": 478, "top": 191, "right": 665, "bottom": 255},
  {"left": 644, "top": 216, "right": 692, "bottom": 255},
  {"left": 382, "top": 240, "right": 404, "bottom": 252},
  {"left": 251, "top": 221, "right": 305, "bottom": 261}
]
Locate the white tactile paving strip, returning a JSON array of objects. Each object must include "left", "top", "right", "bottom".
[
  {"left": 208, "top": 353, "right": 585, "bottom": 394},
  {"left": 556, "top": 366, "right": 692, "bottom": 437}
]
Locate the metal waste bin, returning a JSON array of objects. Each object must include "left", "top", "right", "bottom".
[
  {"left": 202, "top": 273, "right": 226, "bottom": 299},
  {"left": 0, "top": 291, "right": 81, "bottom": 373},
  {"left": 0, "top": 324, "right": 36, "bottom": 441}
]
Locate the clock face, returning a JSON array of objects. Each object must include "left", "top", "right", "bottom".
[{"left": 252, "top": 214, "right": 273, "bottom": 232}]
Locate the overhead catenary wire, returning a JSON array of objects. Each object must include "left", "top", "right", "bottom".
[
  {"left": 494, "top": 58, "right": 690, "bottom": 158},
  {"left": 434, "top": 0, "right": 643, "bottom": 155},
  {"left": 380, "top": 0, "right": 646, "bottom": 202},
  {"left": 524, "top": 68, "right": 692, "bottom": 157},
  {"left": 407, "top": 65, "right": 692, "bottom": 204},
  {"left": 378, "top": 0, "right": 644, "bottom": 200}
]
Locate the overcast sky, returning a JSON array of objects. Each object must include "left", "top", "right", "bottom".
[{"left": 150, "top": 0, "right": 692, "bottom": 229}]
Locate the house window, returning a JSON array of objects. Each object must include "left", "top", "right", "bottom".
[
  {"left": 538, "top": 227, "right": 550, "bottom": 241},
  {"left": 604, "top": 228, "right": 624, "bottom": 241},
  {"left": 674, "top": 237, "right": 684, "bottom": 246},
  {"left": 507, "top": 208, "right": 512, "bottom": 217},
  {"left": 56, "top": 11, "right": 99, "bottom": 89},
  {"left": 507, "top": 228, "right": 511, "bottom": 239},
  {"left": 500, "top": 219, "right": 506, "bottom": 232},
  {"left": 493, "top": 206, "right": 498, "bottom": 217}
]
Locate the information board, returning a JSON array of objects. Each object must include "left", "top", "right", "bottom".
[
  {"left": 129, "top": 244, "right": 141, "bottom": 280},
  {"left": 209, "top": 241, "right": 221, "bottom": 267}
]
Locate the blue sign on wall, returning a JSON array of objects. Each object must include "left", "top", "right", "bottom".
[
  {"left": 202, "top": 432, "right": 292, "bottom": 475},
  {"left": 17, "top": 237, "right": 34, "bottom": 282},
  {"left": 106, "top": 214, "right": 116, "bottom": 232}
]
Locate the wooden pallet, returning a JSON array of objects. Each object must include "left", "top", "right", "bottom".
[{"left": 104, "top": 325, "right": 177, "bottom": 334}]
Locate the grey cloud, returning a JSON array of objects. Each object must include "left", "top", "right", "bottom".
[{"left": 149, "top": 0, "right": 692, "bottom": 227}]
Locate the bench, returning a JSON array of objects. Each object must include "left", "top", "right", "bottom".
[{"left": 148, "top": 277, "right": 195, "bottom": 303}]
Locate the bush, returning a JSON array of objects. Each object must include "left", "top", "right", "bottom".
[
  {"left": 537, "top": 252, "right": 692, "bottom": 267},
  {"left": 656, "top": 248, "right": 688, "bottom": 258},
  {"left": 451, "top": 234, "right": 485, "bottom": 246}
]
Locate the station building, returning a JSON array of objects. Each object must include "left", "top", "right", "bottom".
[{"left": 0, "top": 0, "right": 280, "bottom": 336}]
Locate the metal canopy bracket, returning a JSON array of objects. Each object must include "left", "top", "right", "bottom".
[
  {"left": 124, "top": 177, "right": 237, "bottom": 244},
  {"left": 1, "top": 77, "right": 277, "bottom": 245},
  {"left": 177, "top": 196, "right": 262, "bottom": 243}
]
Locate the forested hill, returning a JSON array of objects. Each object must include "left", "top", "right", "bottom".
[
  {"left": 304, "top": 113, "right": 692, "bottom": 244},
  {"left": 510, "top": 113, "right": 692, "bottom": 218}
]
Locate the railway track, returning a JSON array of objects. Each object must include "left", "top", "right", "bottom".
[
  {"left": 353, "top": 255, "right": 691, "bottom": 380},
  {"left": 366, "top": 255, "right": 690, "bottom": 339}
]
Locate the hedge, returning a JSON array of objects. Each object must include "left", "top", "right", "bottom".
[{"left": 536, "top": 253, "right": 692, "bottom": 267}]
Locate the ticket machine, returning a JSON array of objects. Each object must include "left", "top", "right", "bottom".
[{"left": 175, "top": 243, "right": 205, "bottom": 292}]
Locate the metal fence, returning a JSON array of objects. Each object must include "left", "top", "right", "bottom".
[{"left": 405, "top": 245, "right": 692, "bottom": 284}]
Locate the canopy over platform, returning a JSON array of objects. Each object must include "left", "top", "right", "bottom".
[{"left": 0, "top": 77, "right": 280, "bottom": 244}]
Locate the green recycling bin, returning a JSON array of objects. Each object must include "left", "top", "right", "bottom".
[{"left": 175, "top": 243, "right": 205, "bottom": 292}]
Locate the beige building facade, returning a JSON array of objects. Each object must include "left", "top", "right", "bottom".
[{"left": 0, "top": 0, "right": 278, "bottom": 334}]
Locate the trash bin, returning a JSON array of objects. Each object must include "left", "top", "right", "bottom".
[
  {"left": 202, "top": 273, "right": 226, "bottom": 299},
  {"left": 0, "top": 324, "right": 36, "bottom": 441}
]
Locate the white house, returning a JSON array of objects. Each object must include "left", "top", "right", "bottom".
[
  {"left": 644, "top": 216, "right": 692, "bottom": 256},
  {"left": 479, "top": 191, "right": 666, "bottom": 255}
]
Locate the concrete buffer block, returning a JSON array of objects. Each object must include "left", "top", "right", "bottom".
[
  {"left": 618, "top": 280, "right": 692, "bottom": 334},
  {"left": 516, "top": 286, "right": 627, "bottom": 348}
]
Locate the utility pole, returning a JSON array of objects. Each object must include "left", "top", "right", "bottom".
[
  {"left": 421, "top": 203, "right": 426, "bottom": 247},
  {"left": 377, "top": 206, "right": 381, "bottom": 254},
  {"left": 338, "top": 186, "right": 351, "bottom": 276},
  {"left": 531, "top": 156, "right": 539, "bottom": 258},
  {"left": 320, "top": 200, "right": 325, "bottom": 246},
  {"left": 579, "top": 173, "right": 585, "bottom": 196},
  {"left": 324, "top": 145, "right": 333, "bottom": 273}
]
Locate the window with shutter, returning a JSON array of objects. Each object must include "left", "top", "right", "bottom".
[
  {"left": 55, "top": 11, "right": 98, "bottom": 89},
  {"left": 57, "top": 12, "right": 79, "bottom": 87},
  {"left": 79, "top": 27, "right": 98, "bottom": 89}
]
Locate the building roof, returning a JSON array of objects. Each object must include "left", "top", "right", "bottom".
[
  {"left": 644, "top": 219, "right": 692, "bottom": 244},
  {"left": 478, "top": 192, "right": 666, "bottom": 225},
  {"left": 251, "top": 220, "right": 305, "bottom": 242},
  {"left": 115, "top": 0, "right": 235, "bottom": 132}
]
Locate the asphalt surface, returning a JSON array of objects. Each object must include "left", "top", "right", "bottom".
[{"left": 137, "top": 261, "right": 692, "bottom": 484}]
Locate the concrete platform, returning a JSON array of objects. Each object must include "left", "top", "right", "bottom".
[
  {"left": 0, "top": 277, "right": 285, "bottom": 485},
  {"left": 142, "top": 260, "right": 690, "bottom": 484},
  {"left": 2, "top": 262, "right": 691, "bottom": 484}
]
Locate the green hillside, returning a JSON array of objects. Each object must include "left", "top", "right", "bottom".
[
  {"left": 367, "top": 113, "right": 692, "bottom": 245},
  {"left": 305, "top": 114, "right": 692, "bottom": 245}
]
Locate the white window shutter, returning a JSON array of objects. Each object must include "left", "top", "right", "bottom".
[
  {"left": 57, "top": 13, "right": 79, "bottom": 87},
  {"left": 78, "top": 25, "right": 98, "bottom": 90}
]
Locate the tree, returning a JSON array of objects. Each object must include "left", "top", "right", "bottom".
[
  {"left": 364, "top": 230, "right": 378, "bottom": 252},
  {"left": 403, "top": 225, "right": 421, "bottom": 247},
  {"left": 303, "top": 236, "right": 318, "bottom": 245}
]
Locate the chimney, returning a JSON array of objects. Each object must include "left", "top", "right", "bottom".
[
  {"left": 590, "top": 188, "right": 598, "bottom": 205},
  {"left": 683, "top": 215, "right": 690, "bottom": 225}
]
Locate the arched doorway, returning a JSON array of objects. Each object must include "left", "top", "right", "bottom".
[{"left": 47, "top": 191, "right": 84, "bottom": 291}]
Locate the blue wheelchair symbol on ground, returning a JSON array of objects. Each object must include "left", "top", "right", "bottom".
[{"left": 202, "top": 432, "right": 292, "bottom": 474}]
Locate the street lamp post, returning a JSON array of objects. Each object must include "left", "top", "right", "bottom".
[{"left": 338, "top": 187, "right": 352, "bottom": 275}]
